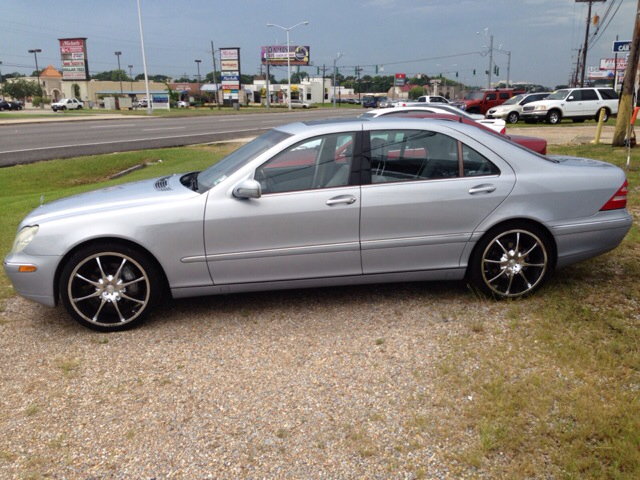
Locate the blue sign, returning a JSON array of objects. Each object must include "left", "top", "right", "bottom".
[{"left": 612, "top": 41, "right": 631, "bottom": 53}]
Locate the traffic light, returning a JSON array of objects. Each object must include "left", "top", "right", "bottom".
[
  {"left": 375, "top": 65, "right": 379, "bottom": 74},
  {"left": 473, "top": 69, "right": 476, "bottom": 75},
  {"left": 455, "top": 72, "right": 458, "bottom": 78}
]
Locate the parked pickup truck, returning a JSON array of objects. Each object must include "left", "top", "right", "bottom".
[
  {"left": 520, "top": 87, "right": 618, "bottom": 124},
  {"left": 51, "top": 98, "right": 84, "bottom": 112}
]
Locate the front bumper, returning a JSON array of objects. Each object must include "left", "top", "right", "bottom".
[
  {"left": 520, "top": 111, "right": 548, "bottom": 121},
  {"left": 3, "top": 252, "right": 61, "bottom": 307}
]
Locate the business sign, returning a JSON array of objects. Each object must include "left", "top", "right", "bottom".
[
  {"left": 59, "top": 38, "right": 89, "bottom": 80},
  {"left": 394, "top": 73, "right": 406, "bottom": 86},
  {"left": 219, "top": 47, "right": 240, "bottom": 101},
  {"left": 612, "top": 41, "right": 631, "bottom": 53},
  {"left": 261, "top": 45, "right": 310, "bottom": 66},
  {"left": 600, "top": 58, "right": 628, "bottom": 70}
]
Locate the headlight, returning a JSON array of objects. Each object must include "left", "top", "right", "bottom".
[
  {"left": 534, "top": 105, "right": 548, "bottom": 111},
  {"left": 10, "top": 226, "right": 39, "bottom": 254}
]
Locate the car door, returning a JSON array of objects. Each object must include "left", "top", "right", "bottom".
[
  {"left": 204, "top": 131, "right": 363, "bottom": 284},
  {"left": 359, "top": 127, "right": 515, "bottom": 274},
  {"left": 564, "top": 89, "right": 583, "bottom": 117}
]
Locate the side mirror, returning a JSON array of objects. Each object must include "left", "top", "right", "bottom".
[
  {"left": 567, "top": 96, "right": 575, "bottom": 101},
  {"left": 232, "top": 179, "right": 262, "bottom": 199}
]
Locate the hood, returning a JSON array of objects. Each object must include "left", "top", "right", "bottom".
[{"left": 23, "top": 174, "right": 199, "bottom": 225}]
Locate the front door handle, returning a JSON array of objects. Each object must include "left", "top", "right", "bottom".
[
  {"left": 326, "top": 195, "right": 357, "bottom": 206},
  {"left": 468, "top": 184, "right": 496, "bottom": 195}
]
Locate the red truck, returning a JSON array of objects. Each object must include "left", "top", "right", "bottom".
[{"left": 453, "top": 88, "right": 525, "bottom": 115}]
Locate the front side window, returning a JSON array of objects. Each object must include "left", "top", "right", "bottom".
[
  {"left": 256, "top": 132, "right": 356, "bottom": 194},
  {"left": 367, "top": 130, "right": 499, "bottom": 184},
  {"left": 486, "top": 93, "right": 497, "bottom": 101}
]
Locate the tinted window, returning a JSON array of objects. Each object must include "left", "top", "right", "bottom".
[
  {"left": 256, "top": 132, "right": 356, "bottom": 194},
  {"left": 499, "top": 93, "right": 510, "bottom": 100},
  {"left": 568, "top": 90, "right": 582, "bottom": 101},
  {"left": 582, "top": 89, "right": 598, "bottom": 101},
  {"left": 486, "top": 93, "right": 497, "bottom": 101},
  {"left": 598, "top": 88, "right": 619, "bottom": 100}
]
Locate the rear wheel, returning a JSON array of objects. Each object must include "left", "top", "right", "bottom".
[
  {"left": 468, "top": 223, "right": 553, "bottom": 299},
  {"left": 77, "top": 105, "right": 82, "bottom": 110},
  {"left": 59, "top": 243, "right": 163, "bottom": 331},
  {"left": 596, "top": 108, "right": 609, "bottom": 122},
  {"left": 546, "top": 110, "right": 561, "bottom": 124},
  {"left": 506, "top": 111, "right": 519, "bottom": 124}
]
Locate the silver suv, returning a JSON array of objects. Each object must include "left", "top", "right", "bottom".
[{"left": 520, "top": 87, "right": 618, "bottom": 124}]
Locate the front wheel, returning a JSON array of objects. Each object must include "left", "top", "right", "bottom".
[
  {"left": 468, "top": 224, "right": 553, "bottom": 299},
  {"left": 506, "top": 111, "right": 519, "bottom": 124},
  {"left": 546, "top": 110, "right": 561, "bottom": 124},
  {"left": 59, "top": 243, "right": 163, "bottom": 331},
  {"left": 77, "top": 105, "right": 82, "bottom": 110}
]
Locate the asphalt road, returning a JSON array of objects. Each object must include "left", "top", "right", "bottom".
[{"left": 0, "top": 108, "right": 359, "bottom": 167}]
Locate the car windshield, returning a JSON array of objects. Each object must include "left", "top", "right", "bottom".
[
  {"left": 546, "top": 90, "right": 570, "bottom": 100},
  {"left": 197, "top": 129, "right": 291, "bottom": 192},
  {"left": 464, "top": 91, "right": 484, "bottom": 100},
  {"left": 502, "top": 95, "right": 524, "bottom": 105}
]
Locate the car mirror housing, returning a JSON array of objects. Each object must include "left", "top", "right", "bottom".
[{"left": 232, "top": 179, "right": 262, "bottom": 199}]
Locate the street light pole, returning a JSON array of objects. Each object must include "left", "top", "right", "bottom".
[
  {"left": 333, "top": 52, "right": 344, "bottom": 108},
  {"left": 128, "top": 64, "right": 133, "bottom": 92},
  {"left": 267, "top": 21, "right": 309, "bottom": 111},
  {"left": 28, "top": 49, "right": 42, "bottom": 107},
  {"left": 195, "top": 59, "right": 202, "bottom": 105},
  {"left": 115, "top": 51, "right": 123, "bottom": 93}
]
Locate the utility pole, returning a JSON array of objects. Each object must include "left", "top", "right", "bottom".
[
  {"left": 211, "top": 41, "right": 220, "bottom": 109},
  {"left": 612, "top": 0, "right": 640, "bottom": 147},
  {"left": 576, "top": 0, "right": 607, "bottom": 87}
]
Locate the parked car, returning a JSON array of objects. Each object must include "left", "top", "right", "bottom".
[
  {"left": 289, "top": 99, "right": 311, "bottom": 109},
  {"left": 361, "top": 95, "right": 385, "bottom": 108},
  {"left": 0, "top": 100, "right": 23, "bottom": 111},
  {"left": 452, "top": 88, "right": 525, "bottom": 115},
  {"left": 51, "top": 98, "right": 84, "bottom": 112},
  {"left": 365, "top": 110, "right": 547, "bottom": 154},
  {"left": 520, "top": 87, "right": 619, "bottom": 124},
  {"left": 4, "top": 118, "right": 630, "bottom": 331},
  {"left": 486, "top": 92, "right": 550, "bottom": 123},
  {"left": 136, "top": 98, "right": 148, "bottom": 108},
  {"left": 361, "top": 105, "right": 507, "bottom": 134},
  {"left": 177, "top": 100, "right": 189, "bottom": 108},
  {"left": 415, "top": 95, "right": 451, "bottom": 104}
]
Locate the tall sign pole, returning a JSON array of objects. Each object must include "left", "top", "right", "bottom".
[{"left": 576, "top": 0, "right": 607, "bottom": 87}]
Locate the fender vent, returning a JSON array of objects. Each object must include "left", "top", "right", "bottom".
[{"left": 154, "top": 177, "right": 172, "bottom": 191}]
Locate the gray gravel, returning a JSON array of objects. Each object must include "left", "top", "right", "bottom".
[{"left": 0, "top": 282, "right": 493, "bottom": 479}]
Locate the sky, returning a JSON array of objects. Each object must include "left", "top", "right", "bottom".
[{"left": 0, "top": 0, "right": 635, "bottom": 89}]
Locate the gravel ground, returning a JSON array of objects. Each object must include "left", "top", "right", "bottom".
[{"left": 0, "top": 281, "right": 496, "bottom": 479}]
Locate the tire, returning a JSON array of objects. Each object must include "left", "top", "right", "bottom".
[
  {"left": 77, "top": 105, "right": 82, "bottom": 110},
  {"left": 506, "top": 111, "right": 519, "bottom": 124},
  {"left": 596, "top": 108, "right": 609, "bottom": 122},
  {"left": 468, "top": 223, "right": 553, "bottom": 299},
  {"left": 546, "top": 110, "right": 561, "bottom": 124},
  {"left": 59, "top": 243, "right": 163, "bottom": 331},
  {"left": 61, "top": 106, "right": 66, "bottom": 111}
]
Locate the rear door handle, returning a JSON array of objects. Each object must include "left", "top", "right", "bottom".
[
  {"left": 468, "top": 184, "right": 496, "bottom": 195},
  {"left": 326, "top": 195, "right": 357, "bottom": 206}
]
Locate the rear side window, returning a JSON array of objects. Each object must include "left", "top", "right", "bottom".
[
  {"left": 598, "top": 88, "right": 619, "bottom": 100},
  {"left": 486, "top": 93, "right": 497, "bottom": 101},
  {"left": 499, "top": 93, "right": 510, "bottom": 100},
  {"left": 366, "top": 129, "right": 499, "bottom": 183},
  {"left": 582, "top": 89, "right": 598, "bottom": 101}
]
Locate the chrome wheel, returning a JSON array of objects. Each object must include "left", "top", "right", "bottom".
[
  {"left": 480, "top": 229, "right": 548, "bottom": 297},
  {"left": 60, "top": 244, "right": 161, "bottom": 331},
  {"left": 507, "top": 111, "right": 519, "bottom": 124},
  {"left": 547, "top": 110, "right": 561, "bottom": 124}
]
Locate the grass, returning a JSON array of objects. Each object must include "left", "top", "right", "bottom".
[{"left": 0, "top": 138, "right": 638, "bottom": 478}]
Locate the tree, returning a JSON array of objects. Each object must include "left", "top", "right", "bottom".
[
  {"left": 613, "top": 0, "right": 640, "bottom": 146},
  {"left": 1, "top": 79, "right": 40, "bottom": 100},
  {"left": 409, "top": 86, "right": 425, "bottom": 99}
]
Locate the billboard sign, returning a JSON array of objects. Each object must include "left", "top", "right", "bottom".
[
  {"left": 261, "top": 45, "right": 310, "bottom": 66},
  {"left": 599, "top": 58, "right": 628, "bottom": 70},
  {"left": 394, "top": 73, "right": 406, "bottom": 86},
  {"left": 59, "top": 38, "right": 89, "bottom": 81}
]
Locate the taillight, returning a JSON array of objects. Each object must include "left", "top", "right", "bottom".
[{"left": 600, "top": 180, "right": 628, "bottom": 211}]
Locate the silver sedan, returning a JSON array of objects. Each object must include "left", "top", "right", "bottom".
[{"left": 4, "top": 118, "right": 632, "bottom": 331}]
